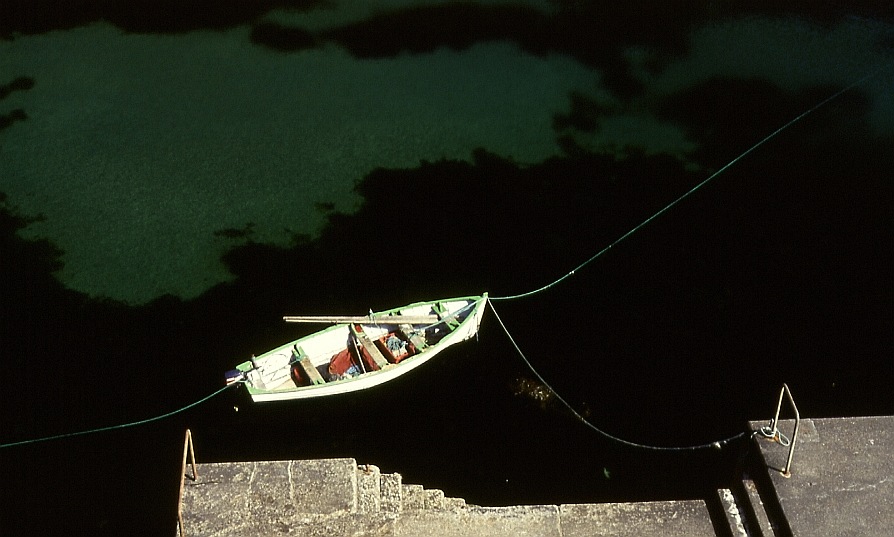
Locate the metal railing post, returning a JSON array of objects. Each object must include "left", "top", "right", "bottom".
[
  {"left": 177, "top": 429, "right": 197, "bottom": 536},
  {"left": 760, "top": 384, "right": 801, "bottom": 477}
]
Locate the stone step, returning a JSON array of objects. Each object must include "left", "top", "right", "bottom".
[
  {"left": 380, "top": 472, "right": 403, "bottom": 514},
  {"left": 423, "top": 488, "right": 445, "bottom": 510},
  {"left": 716, "top": 488, "right": 748, "bottom": 536},
  {"left": 356, "top": 464, "right": 460, "bottom": 515},
  {"left": 356, "top": 464, "right": 382, "bottom": 514},
  {"left": 181, "top": 458, "right": 715, "bottom": 536},
  {"left": 402, "top": 483, "right": 426, "bottom": 510},
  {"left": 716, "top": 473, "right": 783, "bottom": 537},
  {"left": 444, "top": 496, "right": 467, "bottom": 511},
  {"left": 738, "top": 476, "right": 777, "bottom": 536},
  {"left": 182, "top": 459, "right": 469, "bottom": 532},
  {"left": 399, "top": 482, "right": 468, "bottom": 512}
]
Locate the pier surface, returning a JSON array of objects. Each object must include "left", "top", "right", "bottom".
[
  {"left": 179, "top": 416, "right": 894, "bottom": 536},
  {"left": 747, "top": 416, "right": 894, "bottom": 536},
  {"left": 178, "top": 458, "right": 712, "bottom": 536}
]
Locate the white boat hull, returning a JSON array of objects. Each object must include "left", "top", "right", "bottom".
[{"left": 229, "top": 295, "right": 487, "bottom": 402}]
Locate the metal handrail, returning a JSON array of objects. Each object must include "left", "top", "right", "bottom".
[
  {"left": 760, "top": 383, "right": 801, "bottom": 477},
  {"left": 177, "top": 429, "right": 197, "bottom": 536}
]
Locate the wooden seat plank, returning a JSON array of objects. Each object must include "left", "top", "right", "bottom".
[
  {"left": 293, "top": 346, "right": 326, "bottom": 385},
  {"left": 349, "top": 325, "right": 390, "bottom": 370},
  {"left": 398, "top": 324, "right": 428, "bottom": 352}
]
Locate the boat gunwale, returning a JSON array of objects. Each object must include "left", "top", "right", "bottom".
[{"left": 238, "top": 295, "right": 487, "bottom": 399}]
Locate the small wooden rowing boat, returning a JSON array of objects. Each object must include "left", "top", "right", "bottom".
[{"left": 226, "top": 295, "right": 487, "bottom": 402}]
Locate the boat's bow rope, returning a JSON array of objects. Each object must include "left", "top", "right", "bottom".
[
  {"left": 481, "top": 64, "right": 890, "bottom": 450},
  {"left": 489, "top": 63, "right": 889, "bottom": 303}
]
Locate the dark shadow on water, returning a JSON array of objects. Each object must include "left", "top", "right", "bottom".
[
  {"left": 1, "top": 41, "right": 892, "bottom": 537},
  {"left": 0, "top": 107, "right": 27, "bottom": 130},
  {"left": 0, "top": 0, "right": 326, "bottom": 36},
  {"left": 249, "top": 21, "right": 320, "bottom": 52},
  {"left": 654, "top": 78, "right": 876, "bottom": 166},
  {"left": 3, "top": 0, "right": 889, "bottom": 39},
  {"left": 0, "top": 76, "right": 35, "bottom": 99},
  {"left": 0, "top": 77, "right": 34, "bottom": 131},
  {"left": 4, "top": 3, "right": 890, "bottom": 98}
]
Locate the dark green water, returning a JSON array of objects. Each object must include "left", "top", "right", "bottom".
[{"left": 1, "top": 2, "right": 893, "bottom": 535}]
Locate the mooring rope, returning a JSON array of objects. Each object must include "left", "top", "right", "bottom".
[
  {"left": 488, "top": 299, "right": 746, "bottom": 451},
  {"left": 490, "top": 65, "right": 888, "bottom": 302},
  {"left": 4, "top": 66, "right": 887, "bottom": 453},
  {"left": 0, "top": 381, "right": 243, "bottom": 450}
]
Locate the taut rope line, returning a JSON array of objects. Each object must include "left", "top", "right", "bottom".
[
  {"left": 0, "top": 381, "right": 243, "bottom": 450},
  {"left": 490, "top": 66, "right": 888, "bottom": 302},
  {"left": 485, "top": 65, "right": 890, "bottom": 449}
]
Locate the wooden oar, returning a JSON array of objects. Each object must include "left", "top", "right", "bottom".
[{"left": 283, "top": 315, "right": 442, "bottom": 324}]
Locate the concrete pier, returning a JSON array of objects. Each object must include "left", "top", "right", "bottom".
[
  {"left": 179, "top": 415, "right": 894, "bottom": 536},
  {"left": 746, "top": 416, "right": 894, "bottom": 536},
  {"left": 178, "top": 458, "right": 713, "bottom": 536}
]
